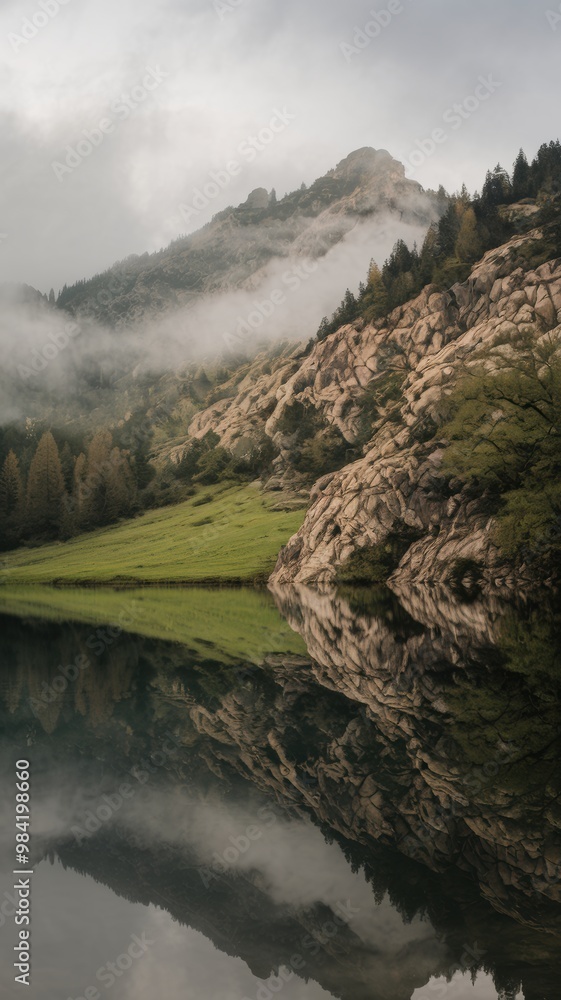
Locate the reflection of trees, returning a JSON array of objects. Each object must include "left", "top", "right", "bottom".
[
  {"left": 1, "top": 616, "right": 138, "bottom": 733},
  {"left": 1, "top": 594, "right": 561, "bottom": 998}
]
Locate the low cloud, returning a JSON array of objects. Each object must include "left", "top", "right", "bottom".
[{"left": 0, "top": 209, "right": 429, "bottom": 423}]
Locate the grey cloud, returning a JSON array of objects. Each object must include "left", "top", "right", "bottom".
[{"left": 0, "top": 0, "right": 557, "bottom": 292}]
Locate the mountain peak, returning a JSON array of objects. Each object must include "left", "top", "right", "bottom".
[
  {"left": 54, "top": 146, "right": 432, "bottom": 327},
  {"left": 332, "top": 147, "right": 402, "bottom": 181}
]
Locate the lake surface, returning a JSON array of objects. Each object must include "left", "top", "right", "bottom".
[{"left": 0, "top": 583, "right": 560, "bottom": 1000}]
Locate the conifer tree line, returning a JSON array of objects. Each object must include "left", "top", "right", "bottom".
[
  {"left": 317, "top": 141, "right": 561, "bottom": 341},
  {"left": 0, "top": 428, "right": 138, "bottom": 550}
]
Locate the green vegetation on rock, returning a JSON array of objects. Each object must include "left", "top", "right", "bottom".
[
  {"left": 316, "top": 142, "right": 561, "bottom": 340},
  {"left": 442, "top": 330, "right": 561, "bottom": 576},
  {"left": 336, "top": 524, "right": 423, "bottom": 586}
]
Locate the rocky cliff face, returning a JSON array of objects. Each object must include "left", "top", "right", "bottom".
[
  {"left": 270, "top": 233, "right": 561, "bottom": 589},
  {"left": 186, "top": 226, "right": 561, "bottom": 591}
]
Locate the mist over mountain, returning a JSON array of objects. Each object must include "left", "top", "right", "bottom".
[
  {"left": 3, "top": 136, "right": 561, "bottom": 595},
  {"left": 55, "top": 147, "right": 440, "bottom": 327},
  {"left": 2, "top": 4, "right": 561, "bottom": 999},
  {"left": 0, "top": 147, "right": 441, "bottom": 425}
]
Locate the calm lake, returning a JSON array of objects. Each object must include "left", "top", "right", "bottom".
[{"left": 0, "top": 584, "right": 560, "bottom": 1000}]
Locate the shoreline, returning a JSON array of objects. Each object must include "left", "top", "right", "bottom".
[{"left": 0, "top": 574, "right": 272, "bottom": 591}]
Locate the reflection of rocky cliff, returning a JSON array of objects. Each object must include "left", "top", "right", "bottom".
[
  {"left": 1, "top": 593, "right": 561, "bottom": 999},
  {"left": 267, "top": 585, "right": 561, "bottom": 927}
]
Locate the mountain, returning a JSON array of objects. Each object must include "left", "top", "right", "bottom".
[
  {"left": 55, "top": 147, "right": 441, "bottom": 327},
  {"left": 2, "top": 143, "right": 561, "bottom": 594},
  {"left": 0, "top": 283, "right": 48, "bottom": 307}
]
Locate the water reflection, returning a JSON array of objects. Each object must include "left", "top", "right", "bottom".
[
  {"left": 412, "top": 973, "right": 523, "bottom": 1000},
  {"left": 0, "top": 583, "right": 560, "bottom": 999}
]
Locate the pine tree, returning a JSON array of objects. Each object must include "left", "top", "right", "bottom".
[
  {"left": 317, "top": 316, "right": 330, "bottom": 341},
  {"left": 418, "top": 223, "right": 440, "bottom": 284},
  {"left": 362, "top": 262, "right": 389, "bottom": 320},
  {"left": 80, "top": 431, "right": 113, "bottom": 527},
  {"left": 512, "top": 149, "right": 531, "bottom": 200},
  {"left": 71, "top": 452, "right": 88, "bottom": 523},
  {"left": 105, "top": 448, "right": 136, "bottom": 521},
  {"left": 481, "top": 164, "right": 512, "bottom": 208},
  {"left": 79, "top": 431, "right": 135, "bottom": 528},
  {"left": 438, "top": 200, "right": 463, "bottom": 257},
  {"left": 455, "top": 206, "right": 484, "bottom": 263},
  {"left": 341, "top": 288, "right": 357, "bottom": 323},
  {"left": 0, "top": 450, "right": 23, "bottom": 518},
  {"left": 25, "top": 432, "right": 65, "bottom": 536},
  {"left": 384, "top": 239, "right": 414, "bottom": 279},
  {"left": 59, "top": 441, "right": 75, "bottom": 492},
  {"left": 531, "top": 140, "right": 561, "bottom": 195},
  {"left": 0, "top": 450, "right": 24, "bottom": 547}
]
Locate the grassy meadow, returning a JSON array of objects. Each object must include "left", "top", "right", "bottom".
[{"left": 0, "top": 484, "right": 306, "bottom": 587}]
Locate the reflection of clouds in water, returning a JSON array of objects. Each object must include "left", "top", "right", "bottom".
[
  {"left": 122, "top": 910, "right": 332, "bottom": 1000},
  {"left": 187, "top": 801, "right": 435, "bottom": 951},
  {"left": 412, "top": 972, "right": 524, "bottom": 999},
  {"left": 0, "top": 759, "right": 111, "bottom": 871},
  {"left": 0, "top": 762, "right": 443, "bottom": 948},
  {"left": 0, "top": 860, "right": 151, "bottom": 1000},
  {"left": 106, "top": 788, "right": 438, "bottom": 951},
  {"left": 0, "top": 860, "right": 331, "bottom": 1000},
  {"left": 110, "top": 789, "right": 448, "bottom": 996},
  {"left": 0, "top": 771, "right": 448, "bottom": 1000}
]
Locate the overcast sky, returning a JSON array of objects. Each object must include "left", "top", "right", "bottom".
[{"left": 0, "top": 0, "right": 558, "bottom": 292}]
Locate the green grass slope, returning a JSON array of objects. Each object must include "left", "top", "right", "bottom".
[
  {"left": 0, "top": 485, "right": 306, "bottom": 586},
  {"left": 0, "top": 585, "right": 306, "bottom": 663}
]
